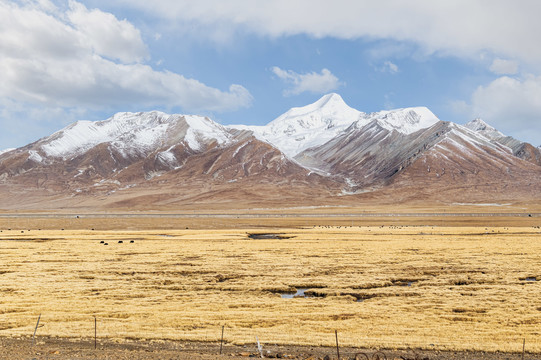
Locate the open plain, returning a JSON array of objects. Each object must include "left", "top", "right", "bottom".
[{"left": 0, "top": 211, "right": 540, "bottom": 359}]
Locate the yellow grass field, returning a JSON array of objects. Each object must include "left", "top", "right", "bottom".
[{"left": 1, "top": 224, "right": 540, "bottom": 353}]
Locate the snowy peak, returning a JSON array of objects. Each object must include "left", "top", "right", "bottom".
[
  {"left": 37, "top": 111, "right": 233, "bottom": 159},
  {"left": 183, "top": 115, "right": 233, "bottom": 151},
  {"left": 464, "top": 118, "right": 518, "bottom": 147},
  {"left": 464, "top": 118, "right": 504, "bottom": 140},
  {"left": 277, "top": 93, "right": 352, "bottom": 119},
  {"left": 463, "top": 118, "right": 541, "bottom": 166},
  {"left": 465, "top": 118, "right": 494, "bottom": 132},
  {"left": 229, "top": 93, "right": 362, "bottom": 157},
  {"left": 363, "top": 107, "right": 440, "bottom": 135},
  {"left": 268, "top": 93, "right": 361, "bottom": 129},
  {"left": 228, "top": 94, "right": 442, "bottom": 158},
  {"left": 316, "top": 92, "right": 346, "bottom": 106},
  {"left": 443, "top": 123, "right": 512, "bottom": 154}
]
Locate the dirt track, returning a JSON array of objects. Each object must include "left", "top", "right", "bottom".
[{"left": 0, "top": 337, "right": 535, "bottom": 360}]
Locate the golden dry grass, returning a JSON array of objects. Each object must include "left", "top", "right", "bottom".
[{"left": 0, "top": 225, "right": 540, "bottom": 353}]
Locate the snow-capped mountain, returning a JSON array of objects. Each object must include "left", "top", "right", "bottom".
[
  {"left": 295, "top": 113, "right": 519, "bottom": 188},
  {"left": 0, "top": 93, "right": 540, "bottom": 210},
  {"left": 358, "top": 106, "right": 440, "bottom": 135},
  {"left": 464, "top": 118, "right": 505, "bottom": 139},
  {"left": 464, "top": 118, "right": 521, "bottom": 150},
  {"left": 229, "top": 93, "right": 440, "bottom": 158},
  {"left": 34, "top": 111, "right": 234, "bottom": 161},
  {"left": 230, "top": 93, "right": 362, "bottom": 157},
  {"left": 1, "top": 111, "right": 248, "bottom": 182},
  {"left": 0, "top": 107, "right": 327, "bottom": 209},
  {"left": 465, "top": 118, "right": 541, "bottom": 166}
]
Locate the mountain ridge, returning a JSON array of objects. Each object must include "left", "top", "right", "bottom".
[
  {"left": 228, "top": 94, "right": 442, "bottom": 158},
  {"left": 0, "top": 93, "right": 540, "bottom": 210}
]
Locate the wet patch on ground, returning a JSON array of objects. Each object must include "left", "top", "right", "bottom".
[{"left": 247, "top": 233, "right": 295, "bottom": 240}]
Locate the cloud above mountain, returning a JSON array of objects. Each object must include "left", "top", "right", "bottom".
[
  {"left": 458, "top": 75, "right": 541, "bottom": 145},
  {"left": 271, "top": 67, "right": 342, "bottom": 96},
  {"left": 489, "top": 59, "right": 519, "bottom": 75},
  {"left": 114, "top": 0, "right": 541, "bottom": 66},
  {"left": 0, "top": 1, "right": 252, "bottom": 113},
  {"left": 106, "top": 1, "right": 541, "bottom": 145},
  {"left": 1, "top": 0, "right": 540, "bottom": 150}
]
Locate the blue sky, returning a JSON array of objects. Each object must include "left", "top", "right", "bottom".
[{"left": 1, "top": 0, "right": 541, "bottom": 148}]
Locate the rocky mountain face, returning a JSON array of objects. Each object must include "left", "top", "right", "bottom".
[
  {"left": 464, "top": 118, "right": 541, "bottom": 166},
  {"left": 0, "top": 94, "right": 539, "bottom": 210}
]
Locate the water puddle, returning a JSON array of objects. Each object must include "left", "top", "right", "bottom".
[
  {"left": 354, "top": 294, "right": 377, "bottom": 302},
  {"left": 392, "top": 279, "right": 417, "bottom": 287},
  {"left": 248, "top": 233, "right": 294, "bottom": 240},
  {"left": 281, "top": 288, "right": 310, "bottom": 298},
  {"left": 523, "top": 277, "right": 537, "bottom": 282}
]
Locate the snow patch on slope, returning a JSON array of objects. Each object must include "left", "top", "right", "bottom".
[
  {"left": 156, "top": 148, "right": 179, "bottom": 168},
  {"left": 184, "top": 115, "right": 232, "bottom": 151},
  {"left": 232, "top": 140, "right": 251, "bottom": 157},
  {"left": 27, "top": 150, "right": 43, "bottom": 163},
  {"left": 0, "top": 148, "right": 15, "bottom": 156}
]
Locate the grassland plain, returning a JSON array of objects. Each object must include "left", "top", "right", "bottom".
[{"left": 1, "top": 222, "right": 540, "bottom": 357}]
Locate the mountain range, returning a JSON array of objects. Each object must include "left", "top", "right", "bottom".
[{"left": 0, "top": 93, "right": 540, "bottom": 210}]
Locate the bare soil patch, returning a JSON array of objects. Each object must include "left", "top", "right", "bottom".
[{"left": 0, "top": 336, "right": 535, "bottom": 360}]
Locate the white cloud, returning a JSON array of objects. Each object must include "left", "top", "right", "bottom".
[
  {"left": 457, "top": 75, "right": 541, "bottom": 145},
  {"left": 66, "top": 1, "right": 148, "bottom": 64},
  {"left": 489, "top": 58, "right": 519, "bottom": 75},
  {"left": 30, "top": 0, "right": 57, "bottom": 13},
  {"left": 0, "top": 1, "right": 252, "bottom": 114},
  {"left": 378, "top": 61, "right": 399, "bottom": 74},
  {"left": 366, "top": 41, "right": 418, "bottom": 61},
  {"left": 272, "top": 67, "right": 342, "bottom": 96},
  {"left": 111, "top": 0, "right": 541, "bottom": 66}
]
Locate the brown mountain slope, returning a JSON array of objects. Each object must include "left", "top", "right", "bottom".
[
  {"left": 0, "top": 134, "right": 343, "bottom": 210},
  {"left": 380, "top": 126, "right": 541, "bottom": 204}
]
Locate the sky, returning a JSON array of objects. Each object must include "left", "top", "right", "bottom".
[{"left": 1, "top": 0, "right": 541, "bottom": 149}]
